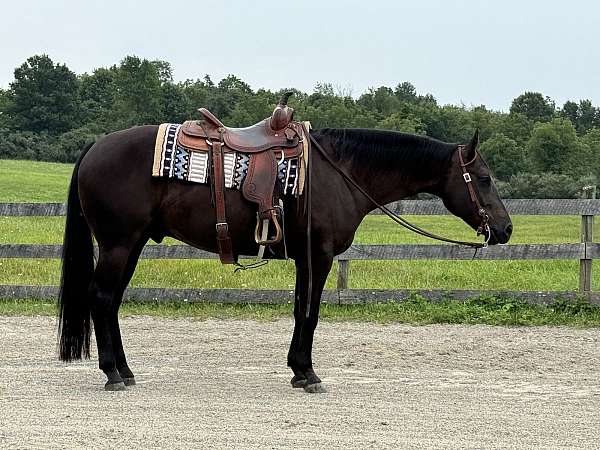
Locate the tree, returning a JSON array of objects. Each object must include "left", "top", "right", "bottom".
[
  {"left": 561, "top": 100, "right": 579, "bottom": 127},
  {"left": 226, "top": 89, "right": 279, "bottom": 127},
  {"left": 560, "top": 99, "right": 600, "bottom": 134},
  {"left": 479, "top": 133, "right": 524, "bottom": 180},
  {"left": 196, "top": 74, "right": 254, "bottom": 120},
  {"left": 298, "top": 90, "right": 377, "bottom": 129},
  {"left": 377, "top": 113, "right": 426, "bottom": 134},
  {"left": 394, "top": 82, "right": 417, "bottom": 103},
  {"left": 496, "top": 112, "right": 533, "bottom": 145},
  {"left": 357, "top": 86, "right": 401, "bottom": 118},
  {"left": 0, "top": 88, "right": 11, "bottom": 129},
  {"left": 580, "top": 128, "right": 600, "bottom": 181},
  {"left": 468, "top": 106, "right": 502, "bottom": 142},
  {"left": 7, "top": 55, "right": 80, "bottom": 134},
  {"left": 111, "top": 56, "right": 166, "bottom": 127},
  {"left": 510, "top": 92, "right": 555, "bottom": 123},
  {"left": 217, "top": 74, "right": 252, "bottom": 95},
  {"left": 423, "top": 105, "right": 473, "bottom": 142},
  {"left": 526, "top": 118, "right": 586, "bottom": 175},
  {"left": 179, "top": 78, "right": 213, "bottom": 118},
  {"left": 576, "top": 100, "right": 598, "bottom": 134},
  {"left": 161, "top": 82, "right": 188, "bottom": 124},
  {"left": 78, "top": 67, "right": 116, "bottom": 129}
]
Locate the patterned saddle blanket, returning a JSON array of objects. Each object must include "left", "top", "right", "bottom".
[{"left": 152, "top": 123, "right": 307, "bottom": 196}]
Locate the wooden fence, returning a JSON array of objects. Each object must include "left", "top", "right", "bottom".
[{"left": 1, "top": 197, "right": 598, "bottom": 304}]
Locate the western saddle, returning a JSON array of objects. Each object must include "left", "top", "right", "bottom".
[{"left": 178, "top": 93, "right": 307, "bottom": 264}]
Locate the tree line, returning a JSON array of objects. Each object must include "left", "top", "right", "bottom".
[{"left": 1, "top": 54, "right": 599, "bottom": 198}]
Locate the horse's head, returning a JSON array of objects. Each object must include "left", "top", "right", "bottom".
[{"left": 439, "top": 131, "right": 512, "bottom": 245}]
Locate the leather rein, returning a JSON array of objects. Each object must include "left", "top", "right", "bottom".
[{"left": 308, "top": 135, "right": 491, "bottom": 249}]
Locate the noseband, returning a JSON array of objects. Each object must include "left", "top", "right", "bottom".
[{"left": 457, "top": 145, "right": 491, "bottom": 246}]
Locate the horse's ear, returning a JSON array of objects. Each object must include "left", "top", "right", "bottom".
[
  {"left": 470, "top": 129, "right": 479, "bottom": 149},
  {"left": 464, "top": 129, "right": 479, "bottom": 159}
]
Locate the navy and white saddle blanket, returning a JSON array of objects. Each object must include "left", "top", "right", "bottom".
[{"left": 151, "top": 123, "right": 306, "bottom": 195}]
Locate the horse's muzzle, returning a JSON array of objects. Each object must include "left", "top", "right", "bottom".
[{"left": 489, "top": 223, "right": 512, "bottom": 245}]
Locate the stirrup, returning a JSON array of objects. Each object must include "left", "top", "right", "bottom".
[{"left": 254, "top": 211, "right": 282, "bottom": 245}]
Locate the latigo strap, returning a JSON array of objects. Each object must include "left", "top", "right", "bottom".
[{"left": 211, "top": 133, "right": 235, "bottom": 264}]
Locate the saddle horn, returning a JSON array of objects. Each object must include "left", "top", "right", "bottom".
[
  {"left": 278, "top": 91, "right": 294, "bottom": 106},
  {"left": 271, "top": 92, "right": 295, "bottom": 131}
]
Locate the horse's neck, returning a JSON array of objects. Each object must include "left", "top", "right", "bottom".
[{"left": 326, "top": 134, "right": 447, "bottom": 210}]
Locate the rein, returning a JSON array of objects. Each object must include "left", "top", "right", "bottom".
[{"left": 308, "top": 135, "right": 490, "bottom": 249}]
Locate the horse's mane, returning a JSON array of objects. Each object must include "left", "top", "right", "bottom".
[{"left": 314, "top": 128, "right": 456, "bottom": 178}]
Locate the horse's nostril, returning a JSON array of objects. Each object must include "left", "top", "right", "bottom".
[{"left": 505, "top": 224, "right": 513, "bottom": 236}]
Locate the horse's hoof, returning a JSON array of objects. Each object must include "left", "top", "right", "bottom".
[
  {"left": 291, "top": 376, "right": 308, "bottom": 388},
  {"left": 303, "top": 382, "right": 327, "bottom": 394},
  {"left": 105, "top": 381, "right": 126, "bottom": 391},
  {"left": 122, "top": 377, "right": 136, "bottom": 386}
]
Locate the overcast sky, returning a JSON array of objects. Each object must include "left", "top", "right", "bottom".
[{"left": 1, "top": 0, "right": 598, "bottom": 111}]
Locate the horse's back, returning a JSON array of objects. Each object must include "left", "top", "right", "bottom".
[{"left": 80, "top": 125, "right": 158, "bottom": 177}]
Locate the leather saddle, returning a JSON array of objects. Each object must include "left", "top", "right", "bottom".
[{"left": 178, "top": 92, "right": 306, "bottom": 264}]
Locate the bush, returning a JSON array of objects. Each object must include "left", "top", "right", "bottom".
[
  {"left": 0, "top": 130, "right": 55, "bottom": 160},
  {"left": 496, "top": 172, "right": 597, "bottom": 199},
  {"left": 47, "top": 126, "right": 102, "bottom": 162}
]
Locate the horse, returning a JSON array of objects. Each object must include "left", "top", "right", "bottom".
[{"left": 57, "top": 125, "right": 512, "bottom": 392}]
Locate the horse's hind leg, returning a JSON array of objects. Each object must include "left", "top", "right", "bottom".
[
  {"left": 89, "top": 245, "right": 132, "bottom": 391},
  {"left": 111, "top": 313, "right": 134, "bottom": 386},
  {"left": 109, "top": 236, "right": 148, "bottom": 386}
]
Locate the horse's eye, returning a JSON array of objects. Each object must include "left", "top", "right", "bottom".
[{"left": 479, "top": 176, "right": 491, "bottom": 184}]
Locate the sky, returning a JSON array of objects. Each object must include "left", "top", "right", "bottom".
[{"left": 1, "top": 0, "right": 599, "bottom": 111}]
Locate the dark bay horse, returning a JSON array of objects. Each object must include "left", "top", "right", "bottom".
[{"left": 58, "top": 126, "right": 512, "bottom": 392}]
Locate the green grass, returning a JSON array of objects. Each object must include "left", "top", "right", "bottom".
[
  {"left": 3, "top": 296, "right": 600, "bottom": 327},
  {"left": 0, "top": 159, "right": 73, "bottom": 202},
  {"left": 2, "top": 214, "right": 597, "bottom": 245},
  {"left": 0, "top": 258, "right": 596, "bottom": 291}
]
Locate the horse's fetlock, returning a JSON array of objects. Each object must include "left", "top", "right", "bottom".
[{"left": 288, "top": 351, "right": 312, "bottom": 371}]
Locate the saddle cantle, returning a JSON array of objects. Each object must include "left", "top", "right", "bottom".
[{"left": 177, "top": 92, "right": 307, "bottom": 264}]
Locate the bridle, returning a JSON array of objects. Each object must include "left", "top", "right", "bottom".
[
  {"left": 308, "top": 135, "right": 492, "bottom": 249},
  {"left": 457, "top": 144, "right": 491, "bottom": 246}
]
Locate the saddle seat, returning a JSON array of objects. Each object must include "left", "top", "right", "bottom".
[
  {"left": 179, "top": 107, "right": 301, "bottom": 157},
  {"left": 176, "top": 93, "right": 306, "bottom": 264}
]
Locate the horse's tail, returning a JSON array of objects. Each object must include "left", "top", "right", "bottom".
[{"left": 58, "top": 142, "right": 95, "bottom": 362}]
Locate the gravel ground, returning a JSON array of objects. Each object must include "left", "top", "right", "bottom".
[{"left": 1, "top": 316, "right": 600, "bottom": 449}]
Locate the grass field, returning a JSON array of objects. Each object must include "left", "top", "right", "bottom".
[
  {"left": 1, "top": 158, "right": 598, "bottom": 294},
  {"left": 0, "top": 159, "right": 74, "bottom": 202}
]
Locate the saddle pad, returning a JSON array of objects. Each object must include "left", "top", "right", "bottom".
[{"left": 152, "top": 123, "right": 305, "bottom": 195}]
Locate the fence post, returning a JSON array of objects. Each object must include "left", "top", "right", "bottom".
[
  {"left": 579, "top": 186, "right": 596, "bottom": 298},
  {"left": 337, "top": 259, "right": 349, "bottom": 290}
]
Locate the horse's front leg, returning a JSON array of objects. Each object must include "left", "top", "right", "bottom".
[{"left": 287, "top": 253, "right": 333, "bottom": 393}]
